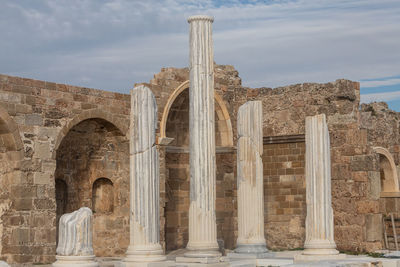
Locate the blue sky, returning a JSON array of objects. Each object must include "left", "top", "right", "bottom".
[{"left": 1, "top": 0, "right": 400, "bottom": 110}]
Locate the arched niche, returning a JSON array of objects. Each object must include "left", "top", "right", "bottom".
[
  {"left": 160, "top": 80, "right": 233, "bottom": 147},
  {"left": 373, "top": 147, "right": 400, "bottom": 197},
  {"left": 55, "top": 117, "right": 129, "bottom": 257},
  {"left": 92, "top": 178, "right": 114, "bottom": 213},
  {"left": 162, "top": 81, "right": 235, "bottom": 251}
]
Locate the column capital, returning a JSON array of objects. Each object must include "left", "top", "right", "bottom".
[{"left": 188, "top": 15, "right": 214, "bottom": 23}]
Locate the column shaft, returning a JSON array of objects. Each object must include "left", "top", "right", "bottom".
[
  {"left": 186, "top": 15, "right": 219, "bottom": 256},
  {"left": 236, "top": 101, "right": 267, "bottom": 254},
  {"left": 303, "top": 114, "right": 338, "bottom": 255},
  {"left": 125, "top": 85, "right": 165, "bottom": 262}
]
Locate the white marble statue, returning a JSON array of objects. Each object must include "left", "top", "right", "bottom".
[{"left": 53, "top": 207, "right": 99, "bottom": 267}]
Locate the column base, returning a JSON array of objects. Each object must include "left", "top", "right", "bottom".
[
  {"left": 234, "top": 243, "right": 268, "bottom": 254},
  {"left": 302, "top": 248, "right": 340, "bottom": 255},
  {"left": 185, "top": 242, "right": 221, "bottom": 259},
  {"left": 124, "top": 245, "right": 166, "bottom": 262},
  {"left": 183, "top": 249, "right": 221, "bottom": 259},
  {"left": 303, "top": 240, "right": 339, "bottom": 255},
  {"left": 121, "top": 260, "right": 175, "bottom": 267},
  {"left": 52, "top": 255, "right": 99, "bottom": 267}
]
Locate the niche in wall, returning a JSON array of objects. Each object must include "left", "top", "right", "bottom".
[{"left": 92, "top": 178, "right": 114, "bottom": 213}]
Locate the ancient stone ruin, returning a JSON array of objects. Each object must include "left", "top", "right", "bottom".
[
  {"left": 0, "top": 14, "right": 400, "bottom": 267},
  {"left": 53, "top": 207, "right": 98, "bottom": 266}
]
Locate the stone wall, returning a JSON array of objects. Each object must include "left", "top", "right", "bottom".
[
  {"left": 263, "top": 138, "right": 306, "bottom": 249},
  {"left": 360, "top": 102, "right": 400, "bottom": 250},
  {"left": 1, "top": 63, "right": 400, "bottom": 264},
  {"left": 0, "top": 74, "right": 130, "bottom": 264},
  {"left": 55, "top": 118, "right": 129, "bottom": 256}
]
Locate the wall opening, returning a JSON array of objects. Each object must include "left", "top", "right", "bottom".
[
  {"left": 373, "top": 147, "right": 399, "bottom": 197},
  {"left": 55, "top": 118, "right": 129, "bottom": 256},
  {"left": 379, "top": 155, "right": 397, "bottom": 193},
  {"left": 164, "top": 87, "right": 235, "bottom": 251},
  {"left": 92, "top": 178, "right": 114, "bottom": 214}
]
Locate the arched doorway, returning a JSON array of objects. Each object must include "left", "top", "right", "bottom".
[
  {"left": 373, "top": 147, "right": 399, "bottom": 196},
  {"left": 163, "top": 83, "right": 235, "bottom": 251},
  {"left": 55, "top": 117, "right": 129, "bottom": 256}
]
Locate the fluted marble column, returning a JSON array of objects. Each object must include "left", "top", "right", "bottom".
[
  {"left": 185, "top": 15, "right": 220, "bottom": 258},
  {"left": 53, "top": 207, "right": 99, "bottom": 267},
  {"left": 302, "top": 114, "right": 339, "bottom": 255},
  {"left": 235, "top": 101, "right": 268, "bottom": 254},
  {"left": 124, "top": 85, "right": 166, "bottom": 263}
]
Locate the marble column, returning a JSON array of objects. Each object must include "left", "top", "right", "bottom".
[
  {"left": 185, "top": 15, "right": 220, "bottom": 258},
  {"left": 53, "top": 207, "right": 99, "bottom": 267},
  {"left": 302, "top": 114, "right": 339, "bottom": 255},
  {"left": 124, "top": 85, "right": 166, "bottom": 263},
  {"left": 235, "top": 101, "right": 268, "bottom": 254}
]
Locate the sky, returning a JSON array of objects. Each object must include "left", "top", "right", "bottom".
[{"left": 1, "top": 0, "right": 400, "bottom": 110}]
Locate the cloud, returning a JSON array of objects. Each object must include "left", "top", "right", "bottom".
[
  {"left": 361, "top": 90, "right": 400, "bottom": 103},
  {"left": 360, "top": 78, "right": 400, "bottom": 88},
  {"left": 0, "top": 0, "right": 400, "bottom": 97}
]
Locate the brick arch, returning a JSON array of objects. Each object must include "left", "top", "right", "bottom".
[
  {"left": 53, "top": 109, "right": 128, "bottom": 159},
  {"left": 0, "top": 105, "right": 23, "bottom": 154},
  {"left": 373, "top": 146, "right": 399, "bottom": 193},
  {"left": 160, "top": 80, "right": 233, "bottom": 147}
]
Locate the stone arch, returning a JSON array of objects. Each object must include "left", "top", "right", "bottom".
[
  {"left": 54, "top": 115, "right": 129, "bottom": 257},
  {"left": 160, "top": 80, "right": 233, "bottom": 147},
  {"left": 92, "top": 177, "right": 114, "bottom": 213},
  {"left": 373, "top": 147, "right": 399, "bottom": 193},
  {"left": 163, "top": 81, "right": 236, "bottom": 251},
  {"left": 53, "top": 109, "right": 128, "bottom": 159},
  {"left": 0, "top": 106, "right": 23, "bottom": 153}
]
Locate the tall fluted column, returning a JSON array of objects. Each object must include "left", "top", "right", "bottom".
[
  {"left": 185, "top": 15, "right": 220, "bottom": 258},
  {"left": 302, "top": 114, "right": 338, "bottom": 255},
  {"left": 124, "top": 85, "right": 166, "bottom": 264},
  {"left": 235, "top": 101, "right": 268, "bottom": 254}
]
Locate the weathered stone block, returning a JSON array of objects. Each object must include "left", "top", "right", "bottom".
[
  {"left": 367, "top": 171, "right": 381, "bottom": 200},
  {"left": 365, "top": 214, "right": 382, "bottom": 242},
  {"left": 34, "top": 172, "right": 51, "bottom": 185},
  {"left": 356, "top": 200, "right": 379, "bottom": 214},
  {"left": 25, "top": 114, "right": 43, "bottom": 126},
  {"left": 11, "top": 228, "right": 30, "bottom": 245},
  {"left": 34, "top": 142, "right": 51, "bottom": 159},
  {"left": 13, "top": 198, "right": 32, "bottom": 211}
]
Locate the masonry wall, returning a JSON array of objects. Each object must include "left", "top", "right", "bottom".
[
  {"left": 263, "top": 139, "right": 306, "bottom": 249},
  {"left": 233, "top": 79, "right": 382, "bottom": 252},
  {"left": 0, "top": 63, "right": 398, "bottom": 264},
  {"left": 360, "top": 102, "right": 400, "bottom": 250},
  {"left": 0, "top": 74, "right": 130, "bottom": 264},
  {"left": 147, "top": 65, "right": 392, "bottom": 253}
]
